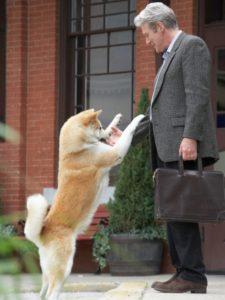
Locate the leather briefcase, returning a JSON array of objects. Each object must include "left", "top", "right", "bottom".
[{"left": 154, "top": 156, "right": 225, "bottom": 222}]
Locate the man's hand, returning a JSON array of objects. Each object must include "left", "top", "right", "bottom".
[
  {"left": 106, "top": 126, "right": 122, "bottom": 146},
  {"left": 179, "top": 138, "right": 197, "bottom": 161}
]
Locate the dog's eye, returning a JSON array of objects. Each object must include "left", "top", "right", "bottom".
[{"left": 99, "top": 126, "right": 102, "bottom": 130}]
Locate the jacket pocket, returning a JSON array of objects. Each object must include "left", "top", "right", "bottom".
[{"left": 171, "top": 116, "right": 185, "bottom": 127}]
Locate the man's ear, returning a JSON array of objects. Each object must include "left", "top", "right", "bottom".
[{"left": 157, "top": 21, "right": 165, "bottom": 33}]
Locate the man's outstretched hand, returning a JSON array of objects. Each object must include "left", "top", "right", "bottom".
[{"left": 106, "top": 126, "right": 122, "bottom": 146}]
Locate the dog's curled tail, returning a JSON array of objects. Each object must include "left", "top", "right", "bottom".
[{"left": 24, "top": 194, "right": 48, "bottom": 246}]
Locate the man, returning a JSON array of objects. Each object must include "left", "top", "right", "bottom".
[{"left": 108, "top": 2, "right": 219, "bottom": 294}]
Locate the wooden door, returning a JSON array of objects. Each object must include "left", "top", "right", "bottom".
[
  {"left": 0, "top": 0, "right": 6, "bottom": 125},
  {"left": 199, "top": 0, "right": 225, "bottom": 273}
]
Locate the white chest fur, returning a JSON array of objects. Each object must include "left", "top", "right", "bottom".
[{"left": 75, "top": 142, "right": 111, "bottom": 235}]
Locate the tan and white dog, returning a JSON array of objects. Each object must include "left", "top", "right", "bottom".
[{"left": 24, "top": 109, "right": 144, "bottom": 300}]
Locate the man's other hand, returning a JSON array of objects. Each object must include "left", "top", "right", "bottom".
[
  {"left": 179, "top": 138, "right": 197, "bottom": 161},
  {"left": 106, "top": 126, "right": 122, "bottom": 146}
]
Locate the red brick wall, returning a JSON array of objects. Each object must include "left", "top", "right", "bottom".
[
  {"left": 0, "top": 0, "right": 28, "bottom": 213},
  {"left": 134, "top": 0, "right": 196, "bottom": 107},
  {"left": 25, "top": 0, "right": 58, "bottom": 196},
  {"left": 0, "top": 0, "right": 196, "bottom": 214},
  {"left": 135, "top": 0, "right": 156, "bottom": 107},
  {"left": 171, "top": 0, "right": 197, "bottom": 34},
  {"left": 0, "top": 0, "right": 58, "bottom": 214}
]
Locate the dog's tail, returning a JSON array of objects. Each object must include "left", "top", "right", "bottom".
[{"left": 24, "top": 194, "right": 49, "bottom": 247}]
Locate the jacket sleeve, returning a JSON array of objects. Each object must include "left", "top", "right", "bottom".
[
  {"left": 131, "top": 114, "right": 151, "bottom": 146},
  {"left": 181, "top": 37, "right": 211, "bottom": 141}
]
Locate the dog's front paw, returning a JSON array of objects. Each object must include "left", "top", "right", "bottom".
[
  {"left": 128, "top": 114, "right": 145, "bottom": 133},
  {"left": 112, "top": 113, "right": 122, "bottom": 127},
  {"left": 132, "top": 114, "right": 145, "bottom": 127}
]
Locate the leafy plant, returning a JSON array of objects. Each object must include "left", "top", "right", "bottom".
[
  {"left": 92, "top": 225, "right": 110, "bottom": 271},
  {"left": 93, "top": 88, "right": 166, "bottom": 271},
  {"left": 0, "top": 220, "right": 39, "bottom": 274},
  {"left": 0, "top": 123, "right": 39, "bottom": 297}
]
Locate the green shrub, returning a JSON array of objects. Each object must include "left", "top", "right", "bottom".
[{"left": 93, "top": 88, "right": 166, "bottom": 271}]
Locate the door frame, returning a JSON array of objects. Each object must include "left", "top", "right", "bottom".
[{"left": 198, "top": 0, "right": 225, "bottom": 273}]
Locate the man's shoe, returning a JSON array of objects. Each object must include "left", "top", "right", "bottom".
[
  {"left": 151, "top": 273, "right": 179, "bottom": 289},
  {"left": 152, "top": 277, "right": 207, "bottom": 293}
]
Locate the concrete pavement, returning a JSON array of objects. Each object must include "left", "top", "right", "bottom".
[{"left": 0, "top": 273, "right": 225, "bottom": 299}]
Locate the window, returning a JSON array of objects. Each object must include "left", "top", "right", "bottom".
[
  {"left": 205, "top": 0, "right": 225, "bottom": 24},
  {"left": 0, "top": 0, "right": 6, "bottom": 131},
  {"left": 69, "top": 0, "right": 136, "bottom": 129},
  {"left": 216, "top": 49, "right": 225, "bottom": 128}
]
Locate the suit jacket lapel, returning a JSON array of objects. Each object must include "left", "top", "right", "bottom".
[{"left": 151, "top": 32, "right": 186, "bottom": 105}]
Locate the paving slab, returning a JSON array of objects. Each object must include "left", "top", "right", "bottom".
[
  {"left": 101, "top": 281, "right": 148, "bottom": 300},
  {"left": 0, "top": 273, "right": 225, "bottom": 300}
]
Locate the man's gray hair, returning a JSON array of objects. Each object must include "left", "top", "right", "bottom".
[{"left": 134, "top": 2, "right": 178, "bottom": 30}]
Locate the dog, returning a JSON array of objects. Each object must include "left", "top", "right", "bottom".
[{"left": 24, "top": 109, "right": 145, "bottom": 300}]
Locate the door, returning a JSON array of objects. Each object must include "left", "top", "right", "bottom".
[
  {"left": 199, "top": 0, "right": 225, "bottom": 273},
  {"left": 0, "top": 0, "right": 6, "bottom": 126}
]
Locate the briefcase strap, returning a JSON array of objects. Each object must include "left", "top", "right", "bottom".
[{"left": 178, "top": 155, "right": 203, "bottom": 175}]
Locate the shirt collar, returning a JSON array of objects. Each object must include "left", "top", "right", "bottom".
[{"left": 167, "top": 30, "right": 182, "bottom": 53}]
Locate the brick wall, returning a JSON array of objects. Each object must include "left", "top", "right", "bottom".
[
  {"left": 134, "top": 0, "right": 196, "bottom": 106},
  {"left": 0, "top": 0, "right": 196, "bottom": 214},
  {"left": 25, "top": 0, "right": 58, "bottom": 196},
  {"left": 0, "top": 0, "right": 58, "bottom": 213}
]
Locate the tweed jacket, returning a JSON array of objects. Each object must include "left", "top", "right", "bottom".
[{"left": 132, "top": 32, "right": 219, "bottom": 163}]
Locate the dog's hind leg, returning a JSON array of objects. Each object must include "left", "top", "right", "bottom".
[
  {"left": 40, "top": 272, "right": 48, "bottom": 299},
  {"left": 39, "top": 247, "right": 49, "bottom": 299},
  {"left": 46, "top": 277, "right": 63, "bottom": 300},
  {"left": 45, "top": 237, "right": 76, "bottom": 300},
  {"left": 46, "top": 252, "right": 74, "bottom": 300}
]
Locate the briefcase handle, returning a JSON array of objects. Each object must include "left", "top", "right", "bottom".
[{"left": 178, "top": 155, "right": 203, "bottom": 176}]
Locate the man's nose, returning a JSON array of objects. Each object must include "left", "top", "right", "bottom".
[{"left": 146, "top": 38, "right": 150, "bottom": 45}]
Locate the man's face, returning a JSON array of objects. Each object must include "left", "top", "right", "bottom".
[{"left": 141, "top": 22, "right": 165, "bottom": 53}]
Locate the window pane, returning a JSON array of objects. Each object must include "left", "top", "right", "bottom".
[
  {"left": 217, "top": 49, "right": 225, "bottom": 113},
  {"left": 90, "top": 33, "right": 107, "bottom": 47},
  {"left": 217, "top": 114, "right": 225, "bottom": 128},
  {"left": 105, "top": 14, "right": 128, "bottom": 29},
  {"left": 217, "top": 49, "right": 225, "bottom": 128},
  {"left": 218, "top": 49, "right": 225, "bottom": 72},
  {"left": 91, "top": 17, "right": 103, "bottom": 30},
  {"left": 71, "top": 0, "right": 77, "bottom": 18},
  {"left": 205, "top": 0, "right": 225, "bottom": 24},
  {"left": 87, "top": 74, "right": 132, "bottom": 129},
  {"left": 130, "top": 0, "right": 136, "bottom": 11},
  {"left": 217, "top": 73, "right": 225, "bottom": 112},
  {"left": 90, "top": 48, "right": 107, "bottom": 74},
  {"left": 75, "top": 49, "right": 86, "bottom": 75},
  {"left": 91, "top": 4, "right": 104, "bottom": 16},
  {"left": 110, "top": 31, "right": 132, "bottom": 45},
  {"left": 105, "top": 1, "right": 128, "bottom": 14},
  {"left": 71, "top": 19, "right": 84, "bottom": 33},
  {"left": 129, "top": 12, "right": 135, "bottom": 26},
  {"left": 91, "top": 0, "right": 103, "bottom": 3},
  {"left": 109, "top": 45, "right": 132, "bottom": 72}
]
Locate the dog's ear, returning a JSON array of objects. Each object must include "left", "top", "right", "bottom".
[
  {"left": 95, "top": 109, "right": 102, "bottom": 117},
  {"left": 84, "top": 108, "right": 94, "bottom": 113},
  {"left": 82, "top": 110, "right": 99, "bottom": 126}
]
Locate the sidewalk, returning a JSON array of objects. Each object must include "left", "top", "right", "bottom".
[{"left": 0, "top": 273, "right": 225, "bottom": 299}]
